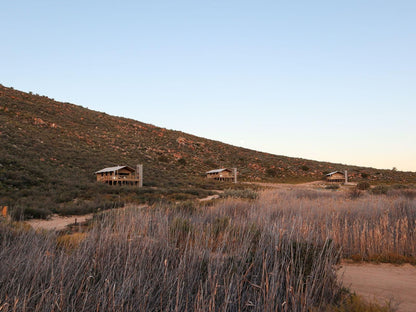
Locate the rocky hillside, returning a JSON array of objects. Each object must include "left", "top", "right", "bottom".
[{"left": 1, "top": 84, "right": 415, "bottom": 216}]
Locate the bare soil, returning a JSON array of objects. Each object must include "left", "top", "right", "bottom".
[
  {"left": 25, "top": 204, "right": 147, "bottom": 231},
  {"left": 339, "top": 262, "right": 416, "bottom": 312},
  {"left": 26, "top": 214, "right": 93, "bottom": 231}
]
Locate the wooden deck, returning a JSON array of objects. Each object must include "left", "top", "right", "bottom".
[{"left": 97, "top": 176, "right": 140, "bottom": 185}]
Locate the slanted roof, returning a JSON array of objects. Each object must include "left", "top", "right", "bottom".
[
  {"left": 326, "top": 171, "right": 344, "bottom": 176},
  {"left": 206, "top": 168, "right": 232, "bottom": 174},
  {"left": 95, "top": 165, "right": 135, "bottom": 174}
]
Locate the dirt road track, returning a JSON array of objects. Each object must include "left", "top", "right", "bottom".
[
  {"left": 339, "top": 262, "right": 416, "bottom": 312},
  {"left": 26, "top": 214, "right": 93, "bottom": 231}
]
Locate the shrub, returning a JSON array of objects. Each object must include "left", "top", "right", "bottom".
[
  {"left": 348, "top": 188, "right": 362, "bottom": 199},
  {"left": 301, "top": 165, "right": 310, "bottom": 171},
  {"left": 356, "top": 181, "right": 370, "bottom": 190},
  {"left": 220, "top": 189, "right": 258, "bottom": 199},
  {"left": 10, "top": 206, "right": 52, "bottom": 220},
  {"left": 158, "top": 155, "right": 169, "bottom": 162},
  {"left": 177, "top": 158, "right": 186, "bottom": 166},
  {"left": 266, "top": 167, "right": 278, "bottom": 177},
  {"left": 371, "top": 185, "right": 389, "bottom": 195},
  {"left": 325, "top": 184, "right": 340, "bottom": 190}
]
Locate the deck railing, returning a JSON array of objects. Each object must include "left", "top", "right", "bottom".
[{"left": 97, "top": 175, "right": 140, "bottom": 182}]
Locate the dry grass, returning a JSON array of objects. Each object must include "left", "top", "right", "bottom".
[
  {"left": 254, "top": 189, "right": 416, "bottom": 262},
  {"left": 1, "top": 187, "right": 410, "bottom": 311},
  {"left": 0, "top": 205, "right": 341, "bottom": 311}
]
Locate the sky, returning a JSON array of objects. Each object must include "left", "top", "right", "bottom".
[{"left": 1, "top": 1, "right": 415, "bottom": 171}]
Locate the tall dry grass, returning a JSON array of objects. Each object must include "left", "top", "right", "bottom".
[
  {"left": 0, "top": 201, "right": 341, "bottom": 311},
  {"left": 253, "top": 188, "right": 416, "bottom": 261},
  {"left": 1, "top": 187, "right": 412, "bottom": 311}
]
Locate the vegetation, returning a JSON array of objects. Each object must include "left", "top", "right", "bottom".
[
  {"left": 357, "top": 181, "right": 371, "bottom": 190},
  {"left": 257, "top": 188, "right": 416, "bottom": 263},
  {"left": 1, "top": 186, "right": 408, "bottom": 311},
  {"left": 219, "top": 188, "right": 259, "bottom": 200},
  {"left": 1, "top": 84, "right": 416, "bottom": 218}
]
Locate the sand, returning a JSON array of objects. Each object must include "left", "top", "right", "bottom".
[{"left": 339, "top": 262, "right": 416, "bottom": 312}]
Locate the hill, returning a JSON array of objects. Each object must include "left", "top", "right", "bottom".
[{"left": 1, "top": 84, "right": 415, "bottom": 217}]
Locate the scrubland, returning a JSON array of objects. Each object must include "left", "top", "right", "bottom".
[{"left": 1, "top": 187, "right": 415, "bottom": 311}]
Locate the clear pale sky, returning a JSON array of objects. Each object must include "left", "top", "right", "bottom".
[{"left": 1, "top": 1, "right": 415, "bottom": 171}]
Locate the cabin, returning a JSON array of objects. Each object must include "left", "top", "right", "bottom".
[
  {"left": 206, "top": 168, "right": 236, "bottom": 182},
  {"left": 326, "top": 171, "right": 347, "bottom": 183},
  {"left": 95, "top": 165, "right": 142, "bottom": 186}
]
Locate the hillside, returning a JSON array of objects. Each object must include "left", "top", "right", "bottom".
[{"left": 1, "top": 84, "right": 415, "bottom": 217}]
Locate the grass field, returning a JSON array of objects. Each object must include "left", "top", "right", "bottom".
[{"left": 2, "top": 185, "right": 414, "bottom": 311}]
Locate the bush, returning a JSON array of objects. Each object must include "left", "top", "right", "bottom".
[
  {"left": 177, "top": 158, "right": 186, "bottom": 166},
  {"left": 348, "top": 188, "right": 362, "bottom": 199},
  {"left": 357, "top": 181, "right": 370, "bottom": 190},
  {"left": 10, "top": 206, "right": 52, "bottom": 220},
  {"left": 325, "top": 184, "right": 340, "bottom": 190},
  {"left": 158, "top": 155, "right": 169, "bottom": 162},
  {"left": 301, "top": 165, "right": 310, "bottom": 171},
  {"left": 266, "top": 168, "right": 278, "bottom": 177},
  {"left": 220, "top": 189, "right": 258, "bottom": 200},
  {"left": 371, "top": 185, "right": 389, "bottom": 195}
]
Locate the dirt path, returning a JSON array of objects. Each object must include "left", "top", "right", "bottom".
[
  {"left": 199, "top": 194, "right": 220, "bottom": 201},
  {"left": 338, "top": 262, "right": 416, "bottom": 312},
  {"left": 26, "top": 213, "right": 93, "bottom": 231},
  {"left": 26, "top": 204, "right": 148, "bottom": 231},
  {"left": 248, "top": 181, "right": 326, "bottom": 189}
]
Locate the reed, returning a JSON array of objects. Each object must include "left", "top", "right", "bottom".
[{"left": 1, "top": 187, "right": 410, "bottom": 311}]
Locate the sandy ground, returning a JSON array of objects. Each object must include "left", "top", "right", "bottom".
[
  {"left": 339, "top": 262, "right": 416, "bottom": 312},
  {"left": 199, "top": 194, "right": 220, "bottom": 201},
  {"left": 26, "top": 213, "right": 94, "bottom": 231},
  {"left": 25, "top": 204, "right": 147, "bottom": 231}
]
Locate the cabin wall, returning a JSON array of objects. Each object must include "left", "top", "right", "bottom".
[
  {"left": 206, "top": 171, "right": 234, "bottom": 181},
  {"left": 96, "top": 169, "right": 139, "bottom": 185},
  {"left": 329, "top": 173, "right": 344, "bottom": 180},
  {"left": 327, "top": 173, "right": 346, "bottom": 182}
]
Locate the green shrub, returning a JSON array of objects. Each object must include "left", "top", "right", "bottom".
[
  {"left": 325, "top": 184, "right": 340, "bottom": 190},
  {"left": 220, "top": 189, "right": 258, "bottom": 200},
  {"left": 371, "top": 185, "right": 389, "bottom": 195},
  {"left": 266, "top": 168, "right": 278, "bottom": 177},
  {"left": 177, "top": 158, "right": 186, "bottom": 166},
  {"left": 357, "top": 182, "right": 370, "bottom": 190},
  {"left": 24, "top": 207, "right": 52, "bottom": 219},
  {"left": 301, "top": 165, "right": 310, "bottom": 171}
]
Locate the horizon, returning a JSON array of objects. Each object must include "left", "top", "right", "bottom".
[{"left": 1, "top": 1, "right": 415, "bottom": 171}]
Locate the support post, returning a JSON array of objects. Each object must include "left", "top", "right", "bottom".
[
  {"left": 137, "top": 164, "right": 143, "bottom": 188},
  {"left": 344, "top": 170, "right": 348, "bottom": 184},
  {"left": 233, "top": 168, "right": 237, "bottom": 184}
]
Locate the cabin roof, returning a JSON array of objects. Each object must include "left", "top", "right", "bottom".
[
  {"left": 206, "top": 168, "right": 232, "bottom": 174},
  {"left": 326, "top": 171, "right": 344, "bottom": 176},
  {"left": 95, "top": 165, "right": 135, "bottom": 174}
]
